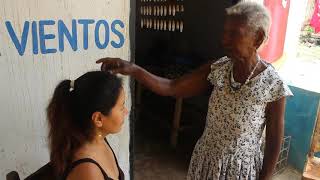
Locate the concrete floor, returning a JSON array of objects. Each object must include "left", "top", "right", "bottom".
[
  {"left": 273, "top": 168, "right": 302, "bottom": 180},
  {"left": 278, "top": 43, "right": 320, "bottom": 93},
  {"left": 133, "top": 91, "right": 201, "bottom": 180},
  {"left": 134, "top": 136, "right": 303, "bottom": 180},
  {"left": 133, "top": 90, "right": 303, "bottom": 180},
  {"left": 134, "top": 136, "right": 188, "bottom": 180}
]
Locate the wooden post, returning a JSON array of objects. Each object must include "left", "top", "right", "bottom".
[
  {"left": 135, "top": 82, "right": 143, "bottom": 121},
  {"left": 171, "top": 98, "right": 183, "bottom": 148}
]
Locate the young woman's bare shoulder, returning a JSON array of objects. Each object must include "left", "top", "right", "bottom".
[{"left": 66, "top": 162, "right": 105, "bottom": 180}]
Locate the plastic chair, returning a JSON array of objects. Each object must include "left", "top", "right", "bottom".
[
  {"left": 24, "top": 162, "right": 57, "bottom": 180},
  {"left": 6, "top": 171, "right": 20, "bottom": 180}
]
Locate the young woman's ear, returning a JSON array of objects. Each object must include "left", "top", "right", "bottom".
[{"left": 92, "top": 112, "right": 104, "bottom": 128}]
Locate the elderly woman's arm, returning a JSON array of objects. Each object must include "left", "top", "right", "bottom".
[
  {"left": 97, "top": 58, "right": 212, "bottom": 98},
  {"left": 260, "top": 97, "right": 286, "bottom": 180}
]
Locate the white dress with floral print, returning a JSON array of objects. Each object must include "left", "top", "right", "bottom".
[{"left": 187, "top": 56, "right": 293, "bottom": 180}]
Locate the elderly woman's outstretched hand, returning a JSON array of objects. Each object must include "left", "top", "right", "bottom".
[{"left": 96, "top": 57, "right": 137, "bottom": 75}]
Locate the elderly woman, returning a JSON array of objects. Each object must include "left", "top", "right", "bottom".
[{"left": 97, "top": 2, "right": 292, "bottom": 179}]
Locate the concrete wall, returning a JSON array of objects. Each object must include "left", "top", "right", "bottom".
[
  {"left": 0, "top": 0, "right": 132, "bottom": 179},
  {"left": 285, "top": 86, "right": 320, "bottom": 171},
  {"left": 284, "top": 0, "right": 309, "bottom": 60}
]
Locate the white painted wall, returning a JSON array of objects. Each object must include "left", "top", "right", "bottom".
[
  {"left": 279, "top": 0, "right": 320, "bottom": 93},
  {"left": 0, "top": 0, "right": 131, "bottom": 179},
  {"left": 284, "top": 0, "right": 309, "bottom": 59}
]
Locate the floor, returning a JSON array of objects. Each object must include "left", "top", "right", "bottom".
[
  {"left": 273, "top": 168, "right": 302, "bottom": 180},
  {"left": 133, "top": 90, "right": 205, "bottom": 180},
  {"left": 134, "top": 134, "right": 303, "bottom": 180},
  {"left": 133, "top": 88, "right": 303, "bottom": 180},
  {"left": 133, "top": 134, "right": 188, "bottom": 180},
  {"left": 135, "top": 153, "right": 302, "bottom": 180},
  {"left": 279, "top": 42, "right": 320, "bottom": 93}
]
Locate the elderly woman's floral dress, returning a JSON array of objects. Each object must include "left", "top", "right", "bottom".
[{"left": 187, "top": 56, "right": 293, "bottom": 180}]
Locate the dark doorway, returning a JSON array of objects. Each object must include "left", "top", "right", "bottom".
[{"left": 131, "top": 1, "right": 234, "bottom": 179}]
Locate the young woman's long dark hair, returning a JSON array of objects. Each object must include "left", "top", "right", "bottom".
[{"left": 46, "top": 71, "right": 122, "bottom": 175}]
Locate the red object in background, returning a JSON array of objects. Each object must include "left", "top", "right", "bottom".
[
  {"left": 310, "top": 0, "right": 320, "bottom": 33},
  {"left": 259, "top": 0, "right": 290, "bottom": 63}
]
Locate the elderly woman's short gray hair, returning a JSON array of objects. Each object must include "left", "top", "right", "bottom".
[{"left": 226, "top": 2, "right": 271, "bottom": 40}]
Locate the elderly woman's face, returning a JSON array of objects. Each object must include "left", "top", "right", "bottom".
[{"left": 222, "top": 16, "right": 257, "bottom": 61}]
